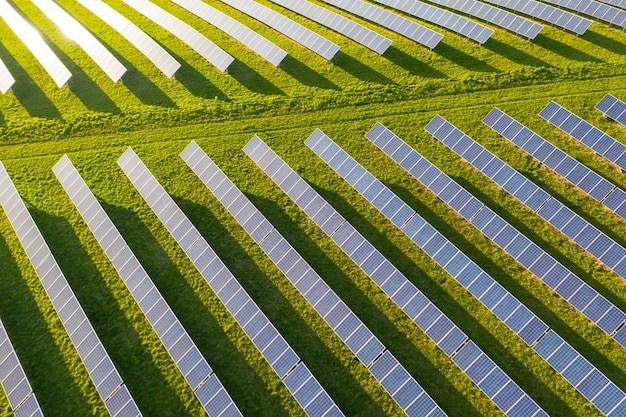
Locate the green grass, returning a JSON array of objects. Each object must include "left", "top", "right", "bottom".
[{"left": 0, "top": 0, "right": 625, "bottom": 415}]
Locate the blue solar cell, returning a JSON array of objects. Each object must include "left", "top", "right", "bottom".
[
  {"left": 578, "top": 369, "right": 610, "bottom": 401},
  {"left": 457, "top": 197, "right": 483, "bottom": 221},
  {"left": 594, "top": 383, "right": 625, "bottom": 414},
  {"left": 516, "top": 243, "right": 544, "bottom": 269},
  {"left": 533, "top": 331, "right": 563, "bottom": 359},
  {"left": 394, "top": 379, "right": 424, "bottom": 409},
  {"left": 411, "top": 223, "right": 437, "bottom": 247},
  {"left": 569, "top": 284, "right": 597, "bottom": 312},
  {"left": 492, "top": 294, "right": 520, "bottom": 321},
  {"left": 493, "top": 381, "right": 524, "bottom": 413},
  {"left": 479, "top": 367, "right": 509, "bottom": 397},
  {"left": 438, "top": 327, "right": 467, "bottom": 355},
  {"left": 482, "top": 216, "right": 506, "bottom": 239},
  {"left": 546, "top": 343, "right": 578, "bottom": 373},
  {"left": 503, "top": 233, "right": 530, "bottom": 259},
  {"left": 597, "top": 308, "right": 626, "bottom": 336},
  {"left": 414, "top": 304, "right": 441, "bottom": 331},
  {"left": 528, "top": 253, "right": 557, "bottom": 279},
  {"left": 464, "top": 352, "right": 495, "bottom": 383},
  {"left": 467, "top": 272, "right": 493, "bottom": 299},
  {"left": 452, "top": 341, "right": 481, "bottom": 370},
  {"left": 505, "top": 305, "right": 533, "bottom": 333},
  {"left": 456, "top": 261, "right": 481, "bottom": 288},
  {"left": 518, "top": 317, "right": 548, "bottom": 345}
]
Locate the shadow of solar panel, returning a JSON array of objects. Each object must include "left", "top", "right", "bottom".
[
  {"left": 417, "top": 0, "right": 542, "bottom": 38},
  {"left": 0, "top": 0, "right": 71, "bottom": 87},
  {"left": 221, "top": 0, "right": 339, "bottom": 59},
  {"left": 540, "top": 101, "right": 626, "bottom": 171},
  {"left": 300, "top": 131, "right": 560, "bottom": 416},
  {"left": 53, "top": 155, "right": 238, "bottom": 417},
  {"left": 539, "top": 0, "right": 626, "bottom": 28},
  {"left": 320, "top": 0, "right": 443, "bottom": 48},
  {"left": 122, "top": 148, "right": 343, "bottom": 417},
  {"left": 365, "top": 122, "right": 626, "bottom": 411},
  {"left": 74, "top": 0, "right": 179, "bottom": 77},
  {"left": 270, "top": 0, "right": 391, "bottom": 53},
  {"left": 173, "top": 0, "right": 286, "bottom": 65},
  {"left": 374, "top": 0, "right": 493, "bottom": 43},
  {"left": 32, "top": 0, "right": 127, "bottom": 81},
  {"left": 1, "top": 160, "right": 142, "bottom": 417},
  {"left": 0, "top": 321, "right": 43, "bottom": 417}
]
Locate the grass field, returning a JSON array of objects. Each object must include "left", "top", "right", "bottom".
[{"left": 0, "top": 0, "right": 625, "bottom": 415}]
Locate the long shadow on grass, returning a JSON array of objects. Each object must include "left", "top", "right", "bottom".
[
  {"left": 105, "top": 197, "right": 296, "bottom": 417},
  {"left": 441, "top": 175, "right": 626, "bottom": 388},
  {"left": 168, "top": 51, "right": 229, "bottom": 101},
  {"left": 42, "top": 43, "right": 121, "bottom": 114},
  {"left": 332, "top": 51, "right": 393, "bottom": 84},
  {"left": 533, "top": 34, "right": 602, "bottom": 63},
  {"left": 382, "top": 47, "right": 447, "bottom": 78},
  {"left": 280, "top": 55, "right": 340, "bottom": 90},
  {"left": 228, "top": 60, "right": 284, "bottom": 96},
  {"left": 487, "top": 166, "right": 626, "bottom": 314},
  {"left": 314, "top": 182, "right": 576, "bottom": 415},
  {"left": 243, "top": 189, "right": 481, "bottom": 416},
  {"left": 173, "top": 194, "right": 386, "bottom": 416},
  {"left": 435, "top": 43, "right": 499, "bottom": 73},
  {"left": 0, "top": 41, "right": 60, "bottom": 118},
  {"left": 582, "top": 29, "right": 626, "bottom": 56},
  {"left": 485, "top": 39, "right": 552, "bottom": 68},
  {"left": 29, "top": 206, "right": 190, "bottom": 416},
  {"left": 121, "top": 67, "right": 178, "bottom": 108},
  {"left": 0, "top": 233, "right": 91, "bottom": 415}
]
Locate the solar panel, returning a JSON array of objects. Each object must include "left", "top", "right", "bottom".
[
  {"left": 116, "top": 149, "right": 342, "bottom": 417},
  {"left": 0, "top": 0, "right": 71, "bottom": 87},
  {"left": 219, "top": 0, "right": 339, "bottom": 60},
  {"left": 0, "top": 319, "right": 43, "bottom": 417},
  {"left": 0, "top": 57, "right": 14, "bottom": 94},
  {"left": 171, "top": 0, "right": 286, "bottom": 66},
  {"left": 537, "top": 0, "right": 626, "bottom": 28},
  {"left": 268, "top": 0, "right": 391, "bottom": 54},
  {"left": 540, "top": 101, "right": 626, "bottom": 172},
  {"left": 0, "top": 161, "right": 141, "bottom": 417},
  {"left": 74, "top": 0, "right": 180, "bottom": 77},
  {"left": 31, "top": 0, "right": 126, "bottom": 82},
  {"left": 119, "top": 0, "right": 233, "bottom": 72},
  {"left": 417, "top": 0, "right": 542, "bottom": 39},
  {"left": 430, "top": 114, "right": 626, "bottom": 282},
  {"left": 373, "top": 0, "right": 493, "bottom": 44},
  {"left": 319, "top": 0, "right": 443, "bottom": 48},
  {"left": 480, "top": 0, "right": 590, "bottom": 34},
  {"left": 305, "top": 128, "right": 626, "bottom": 417},
  {"left": 185, "top": 140, "right": 445, "bottom": 417},
  {"left": 484, "top": 108, "right": 626, "bottom": 223},
  {"left": 237, "top": 137, "right": 548, "bottom": 417},
  {"left": 596, "top": 93, "right": 626, "bottom": 130},
  {"left": 370, "top": 121, "right": 626, "bottom": 348},
  {"left": 52, "top": 155, "right": 241, "bottom": 417},
  {"left": 596, "top": 0, "right": 626, "bottom": 9}
]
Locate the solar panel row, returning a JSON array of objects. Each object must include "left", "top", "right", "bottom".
[
  {"left": 538, "top": 0, "right": 626, "bottom": 28},
  {"left": 368, "top": 121, "right": 626, "bottom": 349},
  {"left": 120, "top": 0, "right": 234, "bottom": 72},
  {"left": 52, "top": 155, "right": 241, "bottom": 417},
  {"left": 422, "top": 0, "right": 542, "bottom": 39},
  {"left": 540, "top": 101, "right": 626, "bottom": 171},
  {"left": 596, "top": 0, "right": 626, "bottom": 9},
  {"left": 305, "top": 130, "right": 626, "bottom": 417},
  {"left": 484, "top": 108, "right": 626, "bottom": 222},
  {"left": 0, "top": 57, "right": 14, "bottom": 94},
  {"left": 269, "top": 0, "right": 392, "bottom": 54},
  {"left": 31, "top": 0, "right": 127, "bottom": 82},
  {"left": 242, "top": 133, "right": 548, "bottom": 417},
  {"left": 171, "top": 0, "right": 287, "bottom": 66},
  {"left": 374, "top": 0, "right": 493, "bottom": 44},
  {"left": 596, "top": 93, "right": 626, "bottom": 129},
  {"left": 220, "top": 0, "right": 339, "bottom": 60},
  {"left": 0, "top": 0, "right": 71, "bottom": 87},
  {"left": 117, "top": 148, "right": 342, "bottom": 417},
  {"left": 320, "top": 0, "right": 443, "bottom": 49},
  {"left": 478, "top": 0, "right": 591, "bottom": 35},
  {"left": 219, "top": 138, "right": 448, "bottom": 417},
  {"left": 75, "top": 0, "right": 180, "bottom": 77},
  {"left": 0, "top": 162, "right": 142, "bottom": 417},
  {"left": 428, "top": 115, "right": 626, "bottom": 283},
  {"left": 0, "top": 320, "right": 43, "bottom": 417}
]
